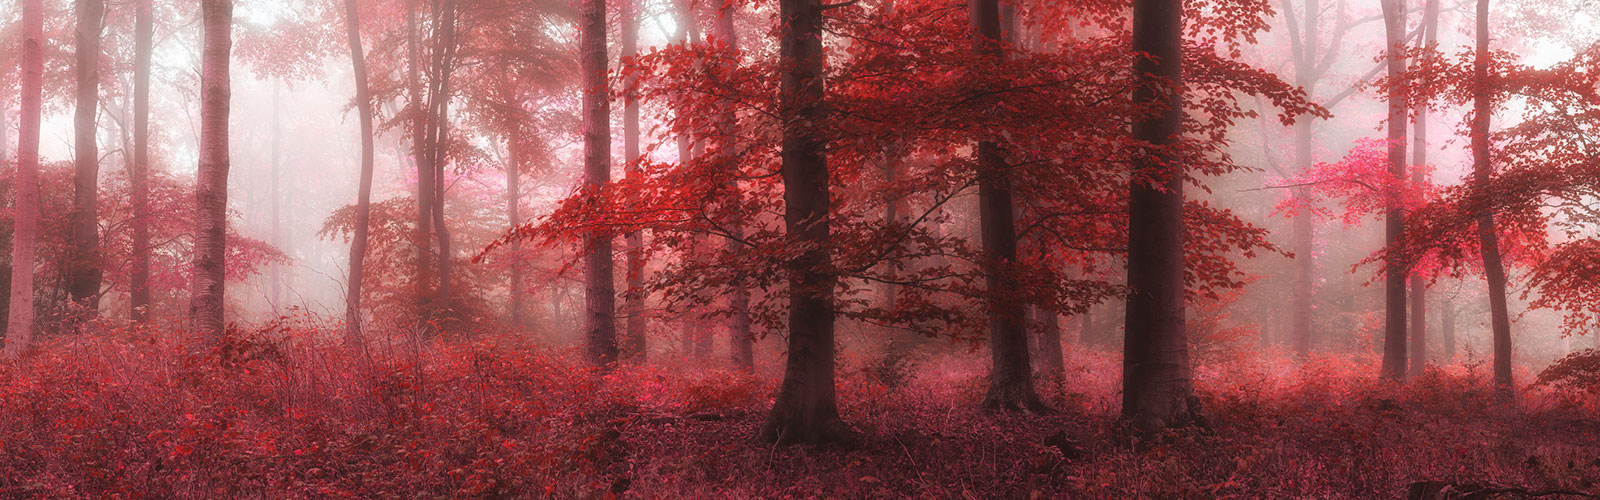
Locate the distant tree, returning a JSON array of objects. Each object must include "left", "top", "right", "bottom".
[
  {"left": 190, "top": 0, "right": 233, "bottom": 340},
  {"left": 130, "top": 0, "right": 153, "bottom": 323},
  {"left": 620, "top": 0, "right": 647, "bottom": 362},
  {"left": 4, "top": 0, "right": 45, "bottom": 358},
  {"left": 70, "top": 0, "right": 107, "bottom": 318}
]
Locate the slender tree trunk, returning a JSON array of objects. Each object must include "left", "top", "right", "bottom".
[
  {"left": 1408, "top": 0, "right": 1439, "bottom": 379},
  {"left": 620, "top": 0, "right": 647, "bottom": 362},
  {"left": 343, "top": 0, "right": 375, "bottom": 345},
  {"left": 714, "top": 0, "right": 754, "bottom": 371},
  {"left": 506, "top": 127, "right": 525, "bottom": 326},
  {"left": 1380, "top": 0, "right": 1410, "bottom": 380},
  {"left": 1080, "top": 306, "right": 1095, "bottom": 346},
  {"left": 759, "top": 0, "right": 854, "bottom": 445},
  {"left": 1441, "top": 299, "right": 1456, "bottom": 360},
  {"left": 407, "top": 0, "right": 436, "bottom": 304},
  {"left": 580, "top": 0, "right": 618, "bottom": 367},
  {"left": 1288, "top": 0, "right": 1320, "bottom": 357},
  {"left": 1472, "top": 0, "right": 1514, "bottom": 392},
  {"left": 971, "top": 0, "right": 1046, "bottom": 413},
  {"left": 1037, "top": 308, "right": 1065, "bottom": 386},
  {"left": 1123, "top": 0, "right": 1197, "bottom": 434},
  {"left": 4, "top": 0, "right": 45, "bottom": 359},
  {"left": 69, "top": 0, "right": 106, "bottom": 317},
  {"left": 428, "top": 0, "right": 457, "bottom": 304},
  {"left": 268, "top": 83, "right": 282, "bottom": 315},
  {"left": 190, "top": 0, "right": 232, "bottom": 340},
  {"left": 130, "top": 0, "right": 153, "bottom": 322}
]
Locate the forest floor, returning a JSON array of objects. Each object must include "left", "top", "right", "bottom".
[{"left": 1, "top": 325, "right": 1598, "bottom": 499}]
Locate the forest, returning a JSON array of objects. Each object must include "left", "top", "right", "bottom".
[{"left": 2, "top": 0, "right": 1600, "bottom": 497}]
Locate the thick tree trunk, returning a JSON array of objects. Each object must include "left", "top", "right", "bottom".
[
  {"left": 714, "top": 0, "right": 754, "bottom": 371},
  {"left": 971, "top": 0, "right": 1046, "bottom": 413},
  {"left": 580, "top": 0, "right": 619, "bottom": 367},
  {"left": 1408, "top": 0, "right": 1439, "bottom": 379},
  {"left": 1380, "top": 0, "right": 1409, "bottom": 380},
  {"left": 1472, "top": 0, "right": 1514, "bottom": 392},
  {"left": 759, "top": 0, "right": 854, "bottom": 445},
  {"left": 69, "top": 0, "right": 106, "bottom": 317},
  {"left": 130, "top": 0, "right": 153, "bottom": 322},
  {"left": 343, "top": 0, "right": 375, "bottom": 345},
  {"left": 1123, "top": 0, "right": 1197, "bottom": 434},
  {"left": 620, "top": 0, "right": 647, "bottom": 362},
  {"left": 190, "top": 0, "right": 232, "bottom": 340},
  {"left": 4, "top": 0, "right": 45, "bottom": 359}
]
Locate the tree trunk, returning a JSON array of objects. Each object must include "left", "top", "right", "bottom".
[
  {"left": 190, "top": 0, "right": 232, "bottom": 340},
  {"left": 428, "top": 0, "right": 457, "bottom": 305},
  {"left": 1408, "top": 0, "right": 1439, "bottom": 379},
  {"left": 714, "top": 1, "right": 754, "bottom": 371},
  {"left": 4, "top": 0, "right": 45, "bottom": 359},
  {"left": 1472, "top": 0, "right": 1514, "bottom": 392},
  {"left": 1288, "top": 0, "right": 1320, "bottom": 357},
  {"left": 1441, "top": 300, "right": 1456, "bottom": 361},
  {"left": 759, "top": 0, "right": 854, "bottom": 445},
  {"left": 971, "top": 0, "right": 1046, "bottom": 413},
  {"left": 268, "top": 82, "right": 282, "bottom": 316},
  {"left": 1380, "top": 0, "right": 1409, "bottom": 380},
  {"left": 342, "top": 0, "right": 375, "bottom": 345},
  {"left": 130, "top": 0, "right": 153, "bottom": 322},
  {"left": 580, "top": 0, "right": 618, "bottom": 367},
  {"left": 1037, "top": 308, "right": 1065, "bottom": 386},
  {"left": 69, "top": 0, "right": 106, "bottom": 318},
  {"left": 620, "top": 0, "right": 647, "bottom": 362},
  {"left": 1123, "top": 0, "right": 1197, "bottom": 434},
  {"left": 506, "top": 125, "right": 525, "bottom": 327},
  {"left": 407, "top": 0, "right": 436, "bottom": 304}
]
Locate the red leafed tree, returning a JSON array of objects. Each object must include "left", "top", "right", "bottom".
[
  {"left": 4, "top": 0, "right": 45, "bottom": 358},
  {"left": 191, "top": 0, "right": 233, "bottom": 340}
]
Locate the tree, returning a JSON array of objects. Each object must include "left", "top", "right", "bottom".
[
  {"left": 972, "top": 0, "right": 1046, "bottom": 412},
  {"left": 130, "top": 0, "right": 154, "bottom": 323},
  {"left": 713, "top": 0, "right": 754, "bottom": 371},
  {"left": 5, "top": 0, "right": 45, "bottom": 359},
  {"left": 342, "top": 0, "right": 376, "bottom": 345},
  {"left": 759, "top": 0, "right": 855, "bottom": 445},
  {"left": 70, "top": 0, "right": 107, "bottom": 317},
  {"left": 620, "top": 0, "right": 647, "bottom": 362},
  {"left": 1379, "top": 0, "right": 1409, "bottom": 380},
  {"left": 1408, "top": 0, "right": 1440, "bottom": 378},
  {"left": 1122, "top": 0, "right": 1197, "bottom": 434},
  {"left": 579, "top": 0, "right": 618, "bottom": 367},
  {"left": 191, "top": 0, "right": 233, "bottom": 340},
  {"left": 1471, "top": 0, "right": 1513, "bottom": 392}
]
